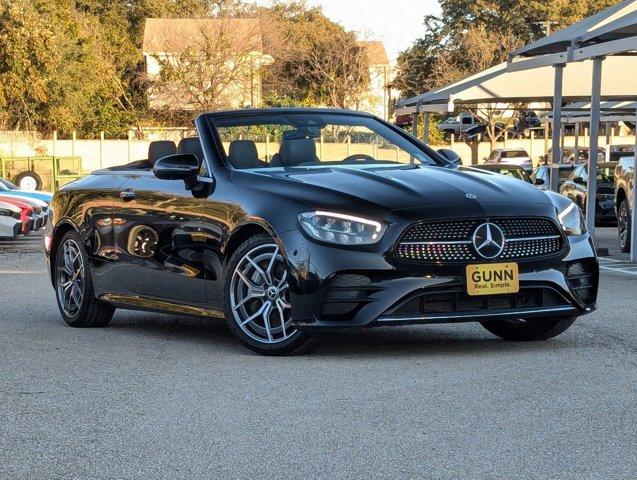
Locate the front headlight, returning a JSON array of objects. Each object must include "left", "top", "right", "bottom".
[
  {"left": 558, "top": 202, "right": 586, "bottom": 236},
  {"left": 298, "top": 211, "right": 387, "bottom": 245},
  {"left": 545, "top": 191, "right": 586, "bottom": 236}
]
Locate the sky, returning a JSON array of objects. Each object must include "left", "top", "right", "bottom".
[{"left": 253, "top": 0, "right": 441, "bottom": 62}]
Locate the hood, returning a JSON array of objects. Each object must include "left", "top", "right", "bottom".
[
  {"left": 0, "top": 200, "right": 21, "bottom": 214},
  {"left": 0, "top": 191, "right": 52, "bottom": 204},
  {"left": 231, "top": 164, "right": 552, "bottom": 215}
]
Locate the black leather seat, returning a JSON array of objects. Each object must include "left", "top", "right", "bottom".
[
  {"left": 271, "top": 138, "right": 319, "bottom": 167},
  {"left": 228, "top": 140, "right": 262, "bottom": 169},
  {"left": 177, "top": 137, "right": 204, "bottom": 161},
  {"left": 148, "top": 141, "right": 176, "bottom": 166}
]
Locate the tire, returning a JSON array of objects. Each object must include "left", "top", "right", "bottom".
[
  {"left": 14, "top": 170, "right": 42, "bottom": 191},
  {"left": 618, "top": 199, "right": 632, "bottom": 253},
  {"left": 223, "top": 233, "right": 321, "bottom": 355},
  {"left": 54, "top": 230, "right": 114, "bottom": 328},
  {"left": 480, "top": 316, "right": 576, "bottom": 341}
]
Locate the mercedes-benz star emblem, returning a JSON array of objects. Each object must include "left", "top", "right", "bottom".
[{"left": 472, "top": 222, "right": 506, "bottom": 259}]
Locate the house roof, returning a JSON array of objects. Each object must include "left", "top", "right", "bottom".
[
  {"left": 358, "top": 41, "right": 389, "bottom": 65},
  {"left": 142, "top": 18, "right": 263, "bottom": 54}
]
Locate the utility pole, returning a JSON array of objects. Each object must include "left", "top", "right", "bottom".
[{"left": 533, "top": 20, "right": 559, "bottom": 36}]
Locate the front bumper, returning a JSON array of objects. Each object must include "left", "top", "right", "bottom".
[{"left": 279, "top": 227, "right": 598, "bottom": 332}]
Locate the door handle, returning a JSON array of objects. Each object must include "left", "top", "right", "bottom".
[{"left": 119, "top": 189, "right": 136, "bottom": 202}]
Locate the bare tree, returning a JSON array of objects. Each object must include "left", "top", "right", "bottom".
[{"left": 145, "top": 18, "right": 268, "bottom": 114}]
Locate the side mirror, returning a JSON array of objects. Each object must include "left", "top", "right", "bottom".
[
  {"left": 153, "top": 153, "right": 200, "bottom": 180},
  {"left": 573, "top": 177, "right": 586, "bottom": 185},
  {"left": 534, "top": 178, "right": 545, "bottom": 185},
  {"left": 438, "top": 148, "right": 462, "bottom": 165}
]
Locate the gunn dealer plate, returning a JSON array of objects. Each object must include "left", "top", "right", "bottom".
[{"left": 466, "top": 263, "right": 520, "bottom": 296}]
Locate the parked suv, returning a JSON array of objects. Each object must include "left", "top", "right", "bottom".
[
  {"left": 560, "top": 163, "right": 616, "bottom": 225},
  {"left": 541, "top": 147, "right": 606, "bottom": 165},
  {"left": 484, "top": 148, "right": 533, "bottom": 171},
  {"left": 615, "top": 155, "right": 635, "bottom": 252}
]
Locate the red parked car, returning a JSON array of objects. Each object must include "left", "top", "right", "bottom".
[{"left": 0, "top": 196, "right": 35, "bottom": 234}]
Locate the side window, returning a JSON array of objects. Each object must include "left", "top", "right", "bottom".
[
  {"left": 577, "top": 167, "right": 587, "bottom": 182},
  {"left": 461, "top": 117, "right": 472, "bottom": 125}
]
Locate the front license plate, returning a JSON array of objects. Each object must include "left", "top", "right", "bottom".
[{"left": 466, "top": 263, "right": 519, "bottom": 296}]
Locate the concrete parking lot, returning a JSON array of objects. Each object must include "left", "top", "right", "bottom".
[{"left": 1, "top": 231, "right": 635, "bottom": 480}]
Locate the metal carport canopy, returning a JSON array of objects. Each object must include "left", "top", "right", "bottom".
[
  {"left": 505, "top": 0, "right": 637, "bottom": 262},
  {"left": 507, "top": 0, "right": 637, "bottom": 70},
  {"left": 394, "top": 55, "right": 637, "bottom": 116}
]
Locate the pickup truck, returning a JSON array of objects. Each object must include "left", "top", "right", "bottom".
[
  {"left": 437, "top": 113, "right": 483, "bottom": 139},
  {"left": 615, "top": 155, "right": 635, "bottom": 252}
]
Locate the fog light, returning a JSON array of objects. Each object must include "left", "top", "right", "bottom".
[{"left": 44, "top": 234, "right": 52, "bottom": 252}]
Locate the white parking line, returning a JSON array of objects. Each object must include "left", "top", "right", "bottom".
[
  {"left": 598, "top": 258, "right": 637, "bottom": 277},
  {"left": 0, "top": 270, "right": 46, "bottom": 274}
]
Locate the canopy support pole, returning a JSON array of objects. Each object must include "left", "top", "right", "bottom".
[
  {"left": 412, "top": 112, "right": 418, "bottom": 137},
  {"left": 632, "top": 107, "right": 637, "bottom": 263},
  {"left": 585, "top": 56, "right": 604, "bottom": 237},
  {"left": 550, "top": 64, "right": 565, "bottom": 192},
  {"left": 574, "top": 123, "right": 580, "bottom": 161},
  {"left": 423, "top": 113, "right": 430, "bottom": 145}
]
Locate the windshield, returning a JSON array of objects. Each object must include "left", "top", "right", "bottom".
[
  {"left": 211, "top": 112, "right": 437, "bottom": 171},
  {"left": 496, "top": 168, "right": 529, "bottom": 181},
  {"left": 0, "top": 178, "right": 18, "bottom": 190}
]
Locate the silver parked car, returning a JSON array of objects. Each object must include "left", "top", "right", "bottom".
[{"left": 484, "top": 148, "right": 533, "bottom": 171}]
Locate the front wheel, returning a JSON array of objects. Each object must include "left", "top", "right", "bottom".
[
  {"left": 223, "top": 234, "right": 321, "bottom": 355},
  {"left": 54, "top": 231, "right": 114, "bottom": 327},
  {"left": 480, "top": 316, "right": 576, "bottom": 341},
  {"left": 618, "top": 199, "right": 632, "bottom": 253}
]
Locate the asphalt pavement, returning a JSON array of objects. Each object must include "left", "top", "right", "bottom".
[{"left": 0, "top": 231, "right": 635, "bottom": 480}]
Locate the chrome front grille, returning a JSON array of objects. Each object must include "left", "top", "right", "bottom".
[{"left": 395, "top": 217, "right": 564, "bottom": 263}]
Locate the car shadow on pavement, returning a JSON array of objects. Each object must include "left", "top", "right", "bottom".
[
  {"left": 314, "top": 326, "right": 577, "bottom": 358},
  {"left": 106, "top": 312, "right": 576, "bottom": 358}
]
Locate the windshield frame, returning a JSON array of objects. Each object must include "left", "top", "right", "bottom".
[{"left": 203, "top": 109, "right": 448, "bottom": 172}]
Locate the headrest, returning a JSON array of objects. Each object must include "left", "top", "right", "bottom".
[
  {"left": 279, "top": 138, "right": 317, "bottom": 167},
  {"left": 148, "top": 141, "right": 176, "bottom": 166},
  {"left": 177, "top": 137, "right": 204, "bottom": 161},
  {"left": 228, "top": 140, "right": 261, "bottom": 169}
]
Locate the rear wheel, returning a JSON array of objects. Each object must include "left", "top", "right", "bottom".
[
  {"left": 480, "top": 316, "right": 576, "bottom": 341},
  {"left": 54, "top": 230, "right": 114, "bottom": 327},
  {"left": 223, "top": 234, "right": 320, "bottom": 355},
  {"left": 618, "top": 199, "right": 631, "bottom": 253}
]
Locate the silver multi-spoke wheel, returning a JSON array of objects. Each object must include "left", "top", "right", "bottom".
[
  {"left": 230, "top": 243, "right": 295, "bottom": 344},
  {"left": 618, "top": 200, "right": 631, "bottom": 252},
  {"left": 56, "top": 239, "right": 84, "bottom": 317}
]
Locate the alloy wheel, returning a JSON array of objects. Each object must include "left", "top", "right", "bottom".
[
  {"left": 56, "top": 239, "right": 85, "bottom": 317},
  {"left": 618, "top": 202, "right": 630, "bottom": 249},
  {"left": 230, "top": 243, "right": 294, "bottom": 344}
]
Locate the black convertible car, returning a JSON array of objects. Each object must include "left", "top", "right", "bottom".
[{"left": 45, "top": 109, "right": 598, "bottom": 355}]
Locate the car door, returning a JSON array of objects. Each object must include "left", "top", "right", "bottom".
[{"left": 112, "top": 170, "right": 206, "bottom": 303}]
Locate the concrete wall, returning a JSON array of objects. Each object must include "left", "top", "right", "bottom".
[{"left": 1, "top": 134, "right": 635, "bottom": 177}]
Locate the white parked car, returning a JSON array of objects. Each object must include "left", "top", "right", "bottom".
[
  {"left": 0, "top": 200, "right": 23, "bottom": 239},
  {"left": 485, "top": 148, "right": 533, "bottom": 171}
]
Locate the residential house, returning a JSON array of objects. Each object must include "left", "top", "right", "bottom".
[
  {"left": 357, "top": 41, "right": 393, "bottom": 120},
  {"left": 142, "top": 18, "right": 271, "bottom": 111}
]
